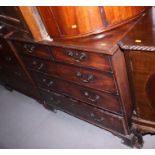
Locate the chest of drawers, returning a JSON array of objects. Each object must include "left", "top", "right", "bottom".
[
  {"left": 0, "top": 23, "right": 39, "bottom": 99},
  {"left": 4, "top": 19, "right": 145, "bottom": 148}
]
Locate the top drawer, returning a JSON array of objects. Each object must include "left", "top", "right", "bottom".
[
  {"left": 12, "top": 41, "right": 52, "bottom": 60},
  {"left": 51, "top": 47, "right": 112, "bottom": 73}
]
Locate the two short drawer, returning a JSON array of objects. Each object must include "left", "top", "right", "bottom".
[{"left": 13, "top": 41, "right": 112, "bottom": 73}]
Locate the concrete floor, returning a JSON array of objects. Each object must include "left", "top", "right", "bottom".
[{"left": 0, "top": 85, "right": 155, "bottom": 149}]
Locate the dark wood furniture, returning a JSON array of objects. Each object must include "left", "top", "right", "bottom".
[
  {"left": 6, "top": 19, "right": 144, "bottom": 147},
  {"left": 0, "top": 8, "right": 40, "bottom": 100},
  {"left": 1, "top": 6, "right": 152, "bottom": 148},
  {"left": 0, "top": 7, "right": 32, "bottom": 35},
  {"left": 37, "top": 6, "right": 145, "bottom": 39},
  {"left": 119, "top": 8, "right": 155, "bottom": 134}
]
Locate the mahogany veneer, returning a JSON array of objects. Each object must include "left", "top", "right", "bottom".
[
  {"left": 6, "top": 18, "right": 142, "bottom": 147},
  {"left": 37, "top": 6, "right": 146, "bottom": 39},
  {"left": 1, "top": 6, "right": 151, "bottom": 148},
  {"left": 119, "top": 8, "right": 155, "bottom": 134}
]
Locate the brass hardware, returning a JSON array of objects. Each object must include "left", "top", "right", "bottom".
[
  {"left": 23, "top": 44, "right": 35, "bottom": 54},
  {"left": 38, "top": 63, "right": 44, "bottom": 70},
  {"left": 90, "top": 113, "right": 105, "bottom": 122},
  {"left": 50, "top": 96, "right": 61, "bottom": 105},
  {"left": 66, "top": 50, "right": 86, "bottom": 62},
  {"left": 76, "top": 71, "right": 94, "bottom": 83},
  {"left": 84, "top": 91, "right": 100, "bottom": 102},
  {"left": 32, "top": 61, "right": 44, "bottom": 70},
  {"left": 42, "top": 78, "right": 53, "bottom": 87}
]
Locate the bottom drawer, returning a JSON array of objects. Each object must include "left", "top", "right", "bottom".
[{"left": 40, "top": 88, "right": 128, "bottom": 135}]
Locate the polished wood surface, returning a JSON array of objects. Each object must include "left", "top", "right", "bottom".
[
  {"left": 124, "top": 51, "right": 155, "bottom": 132},
  {"left": 0, "top": 6, "right": 147, "bottom": 148},
  {"left": 120, "top": 7, "right": 155, "bottom": 133},
  {"left": 19, "top": 6, "right": 50, "bottom": 41},
  {"left": 38, "top": 6, "right": 145, "bottom": 39},
  {"left": 9, "top": 20, "right": 137, "bottom": 55},
  {"left": 0, "top": 23, "right": 40, "bottom": 99},
  {"left": 23, "top": 56, "right": 117, "bottom": 94},
  {"left": 40, "top": 88, "right": 127, "bottom": 135},
  {"left": 51, "top": 47, "right": 112, "bottom": 72},
  {"left": 13, "top": 41, "right": 52, "bottom": 60},
  {"left": 104, "top": 6, "right": 145, "bottom": 26},
  {"left": 8, "top": 24, "right": 136, "bottom": 145},
  {"left": 119, "top": 8, "right": 155, "bottom": 51},
  {"left": 31, "top": 71, "right": 122, "bottom": 114}
]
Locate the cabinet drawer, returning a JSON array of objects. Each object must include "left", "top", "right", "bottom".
[
  {"left": 12, "top": 41, "right": 52, "bottom": 60},
  {"left": 51, "top": 47, "right": 112, "bottom": 73},
  {"left": 31, "top": 71, "right": 122, "bottom": 114},
  {"left": 40, "top": 88, "right": 126, "bottom": 135},
  {"left": 23, "top": 56, "right": 117, "bottom": 94}
]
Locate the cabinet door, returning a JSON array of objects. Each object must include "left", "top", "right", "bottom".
[{"left": 127, "top": 51, "right": 155, "bottom": 121}]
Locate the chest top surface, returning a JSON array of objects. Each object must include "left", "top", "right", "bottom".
[{"left": 8, "top": 20, "right": 137, "bottom": 55}]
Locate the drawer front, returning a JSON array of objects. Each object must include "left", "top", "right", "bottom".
[
  {"left": 23, "top": 56, "right": 117, "bottom": 94},
  {"left": 40, "top": 88, "right": 126, "bottom": 135},
  {"left": 31, "top": 71, "right": 122, "bottom": 114},
  {"left": 12, "top": 41, "right": 52, "bottom": 60},
  {"left": 51, "top": 47, "right": 112, "bottom": 73}
]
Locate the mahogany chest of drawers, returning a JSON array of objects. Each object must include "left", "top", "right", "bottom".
[
  {"left": 1, "top": 19, "right": 144, "bottom": 148},
  {"left": 1, "top": 6, "right": 150, "bottom": 148}
]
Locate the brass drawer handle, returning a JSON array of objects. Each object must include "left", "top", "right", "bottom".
[
  {"left": 66, "top": 50, "right": 86, "bottom": 62},
  {"left": 23, "top": 44, "right": 35, "bottom": 54},
  {"left": 32, "top": 61, "right": 44, "bottom": 70},
  {"left": 90, "top": 113, "right": 105, "bottom": 122},
  {"left": 76, "top": 71, "right": 94, "bottom": 83},
  {"left": 42, "top": 78, "right": 53, "bottom": 87},
  {"left": 50, "top": 97, "right": 61, "bottom": 105},
  {"left": 84, "top": 91, "right": 100, "bottom": 102}
]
